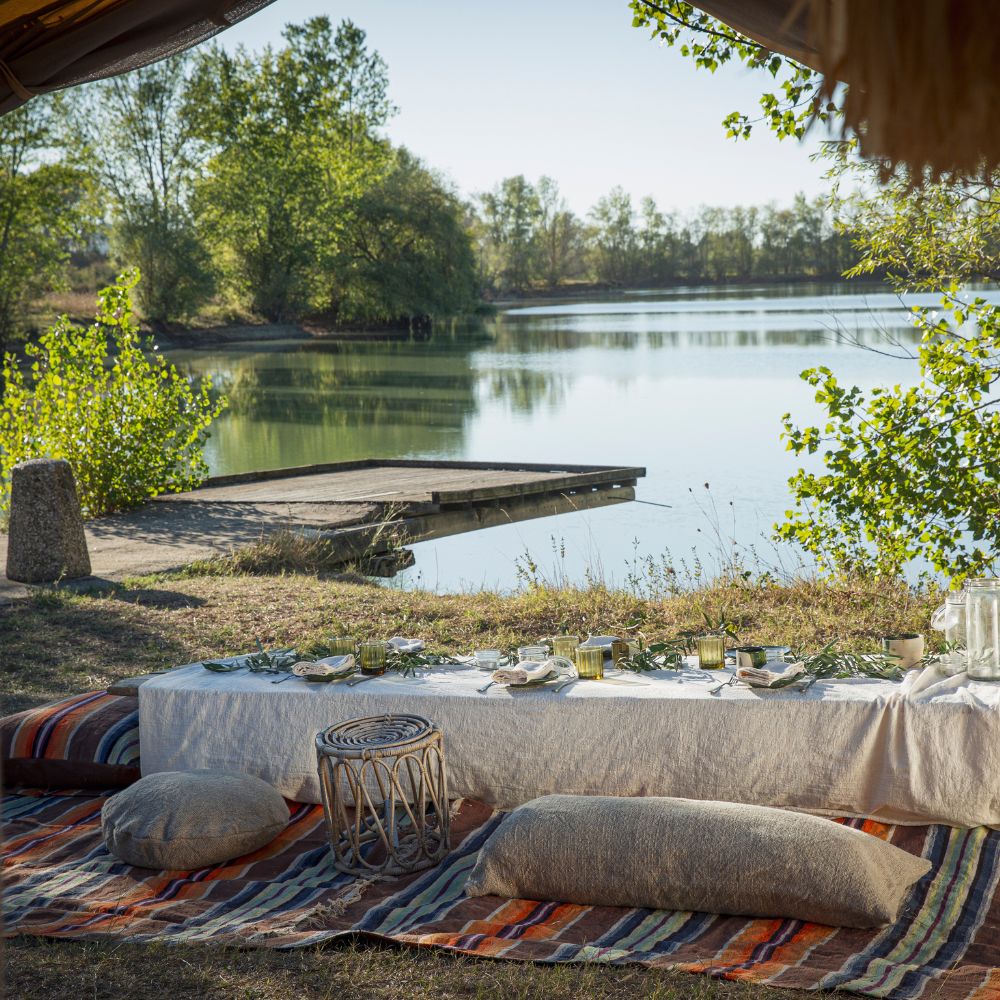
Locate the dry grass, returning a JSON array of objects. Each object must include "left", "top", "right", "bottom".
[
  {"left": 0, "top": 572, "right": 939, "bottom": 715},
  {"left": 5, "top": 936, "right": 804, "bottom": 1000},
  {"left": 1, "top": 571, "right": 940, "bottom": 997}
]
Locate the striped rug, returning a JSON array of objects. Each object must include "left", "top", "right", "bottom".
[{"left": 5, "top": 789, "right": 1000, "bottom": 998}]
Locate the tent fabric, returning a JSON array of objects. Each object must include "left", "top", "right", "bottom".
[
  {"left": 0, "top": 0, "right": 276, "bottom": 115},
  {"left": 692, "top": 0, "right": 1000, "bottom": 178},
  {"left": 689, "top": 1, "right": 820, "bottom": 70}
]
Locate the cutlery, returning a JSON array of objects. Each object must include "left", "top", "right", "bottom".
[
  {"left": 552, "top": 677, "right": 578, "bottom": 693},
  {"left": 347, "top": 673, "right": 379, "bottom": 687},
  {"left": 271, "top": 674, "right": 295, "bottom": 685},
  {"left": 477, "top": 680, "right": 496, "bottom": 694}
]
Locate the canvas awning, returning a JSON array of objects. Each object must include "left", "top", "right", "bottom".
[
  {"left": 0, "top": 0, "right": 276, "bottom": 115},
  {"left": 690, "top": 0, "right": 1000, "bottom": 178}
]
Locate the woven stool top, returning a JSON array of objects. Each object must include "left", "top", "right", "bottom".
[{"left": 317, "top": 714, "right": 439, "bottom": 759}]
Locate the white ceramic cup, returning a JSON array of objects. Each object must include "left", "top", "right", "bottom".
[{"left": 882, "top": 633, "right": 925, "bottom": 670}]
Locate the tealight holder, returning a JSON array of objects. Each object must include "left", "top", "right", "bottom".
[
  {"left": 518, "top": 645, "right": 549, "bottom": 661},
  {"left": 733, "top": 646, "right": 767, "bottom": 669},
  {"left": 474, "top": 649, "right": 502, "bottom": 671},
  {"left": 576, "top": 646, "right": 604, "bottom": 680},
  {"left": 359, "top": 641, "right": 387, "bottom": 675}
]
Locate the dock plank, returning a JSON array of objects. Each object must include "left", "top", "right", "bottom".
[{"left": 157, "top": 461, "right": 644, "bottom": 507}]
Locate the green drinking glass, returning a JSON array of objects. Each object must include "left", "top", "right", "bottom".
[
  {"left": 552, "top": 635, "right": 580, "bottom": 660},
  {"left": 696, "top": 635, "right": 726, "bottom": 670},
  {"left": 576, "top": 646, "right": 604, "bottom": 680},
  {"left": 359, "top": 641, "right": 387, "bottom": 675},
  {"left": 327, "top": 636, "right": 355, "bottom": 656}
]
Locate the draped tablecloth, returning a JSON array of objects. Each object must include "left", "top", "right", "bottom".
[{"left": 138, "top": 663, "right": 1000, "bottom": 827}]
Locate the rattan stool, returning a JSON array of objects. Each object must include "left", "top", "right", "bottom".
[{"left": 315, "top": 713, "right": 450, "bottom": 876}]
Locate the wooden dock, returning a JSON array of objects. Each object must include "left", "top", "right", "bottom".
[
  {"left": 157, "top": 459, "right": 645, "bottom": 575},
  {"left": 0, "top": 459, "right": 645, "bottom": 600}
]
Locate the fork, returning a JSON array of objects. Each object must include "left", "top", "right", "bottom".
[
  {"left": 552, "top": 677, "right": 578, "bottom": 694},
  {"left": 477, "top": 680, "right": 496, "bottom": 694},
  {"left": 347, "top": 673, "right": 378, "bottom": 687}
]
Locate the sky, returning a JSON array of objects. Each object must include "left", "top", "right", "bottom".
[{"left": 218, "top": 0, "right": 831, "bottom": 218}]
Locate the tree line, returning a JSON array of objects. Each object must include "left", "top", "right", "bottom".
[
  {"left": 0, "top": 14, "right": 864, "bottom": 356},
  {"left": 474, "top": 179, "right": 859, "bottom": 295}
]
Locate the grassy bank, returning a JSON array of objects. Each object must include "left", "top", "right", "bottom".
[{"left": 2, "top": 569, "right": 938, "bottom": 998}]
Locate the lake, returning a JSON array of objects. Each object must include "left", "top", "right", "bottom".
[{"left": 170, "top": 283, "right": 993, "bottom": 592}]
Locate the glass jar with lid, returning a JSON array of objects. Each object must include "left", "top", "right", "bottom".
[{"left": 966, "top": 579, "right": 1000, "bottom": 680}]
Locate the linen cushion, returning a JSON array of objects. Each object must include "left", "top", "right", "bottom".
[
  {"left": 2, "top": 692, "right": 140, "bottom": 789},
  {"left": 465, "top": 794, "right": 932, "bottom": 928},
  {"left": 102, "top": 770, "right": 290, "bottom": 869}
]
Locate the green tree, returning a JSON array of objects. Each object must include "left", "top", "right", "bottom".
[
  {"left": 0, "top": 270, "right": 225, "bottom": 517},
  {"left": 589, "top": 187, "right": 638, "bottom": 285},
  {"left": 778, "top": 298, "right": 1000, "bottom": 580},
  {"left": 476, "top": 176, "right": 541, "bottom": 293},
  {"left": 535, "top": 176, "right": 585, "bottom": 288},
  {"left": 333, "top": 149, "right": 478, "bottom": 325},
  {"left": 629, "top": 0, "right": 1000, "bottom": 579},
  {"left": 189, "top": 17, "right": 391, "bottom": 322},
  {"left": 66, "top": 53, "right": 214, "bottom": 328},
  {"left": 0, "top": 100, "right": 89, "bottom": 355}
]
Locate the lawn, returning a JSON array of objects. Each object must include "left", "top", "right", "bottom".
[{"left": 1, "top": 570, "right": 939, "bottom": 998}]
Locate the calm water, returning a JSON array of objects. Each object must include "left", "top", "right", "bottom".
[{"left": 170, "top": 283, "right": 997, "bottom": 592}]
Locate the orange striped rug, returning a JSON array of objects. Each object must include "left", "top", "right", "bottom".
[{"left": 5, "top": 788, "right": 1000, "bottom": 997}]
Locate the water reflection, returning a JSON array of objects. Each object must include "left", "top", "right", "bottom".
[{"left": 164, "top": 283, "right": 998, "bottom": 591}]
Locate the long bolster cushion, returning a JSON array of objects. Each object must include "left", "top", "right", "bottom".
[
  {"left": 465, "top": 794, "right": 932, "bottom": 928},
  {"left": 2, "top": 692, "right": 140, "bottom": 789}
]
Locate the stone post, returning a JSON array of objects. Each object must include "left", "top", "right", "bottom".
[{"left": 6, "top": 458, "right": 92, "bottom": 583}]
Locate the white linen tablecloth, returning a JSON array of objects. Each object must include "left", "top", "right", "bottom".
[{"left": 138, "top": 664, "right": 1000, "bottom": 826}]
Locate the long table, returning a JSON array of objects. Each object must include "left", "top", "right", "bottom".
[{"left": 138, "top": 663, "right": 1000, "bottom": 827}]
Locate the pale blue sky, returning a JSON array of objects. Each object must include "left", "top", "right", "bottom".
[{"left": 219, "top": 1, "right": 829, "bottom": 216}]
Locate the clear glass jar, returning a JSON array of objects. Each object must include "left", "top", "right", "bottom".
[
  {"left": 966, "top": 579, "right": 1000, "bottom": 680},
  {"left": 930, "top": 591, "right": 967, "bottom": 675}
]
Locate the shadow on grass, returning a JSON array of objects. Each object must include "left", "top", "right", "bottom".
[{"left": 0, "top": 587, "right": 192, "bottom": 714}]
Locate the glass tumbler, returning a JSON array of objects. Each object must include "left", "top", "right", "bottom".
[
  {"left": 966, "top": 579, "right": 1000, "bottom": 680},
  {"left": 552, "top": 635, "right": 580, "bottom": 660},
  {"left": 575, "top": 646, "right": 604, "bottom": 680},
  {"left": 696, "top": 635, "right": 726, "bottom": 670},
  {"left": 327, "top": 636, "right": 355, "bottom": 656},
  {"left": 359, "top": 641, "right": 387, "bottom": 675}
]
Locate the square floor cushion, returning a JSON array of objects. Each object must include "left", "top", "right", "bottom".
[
  {"left": 2, "top": 692, "right": 140, "bottom": 789},
  {"left": 102, "top": 770, "right": 291, "bottom": 869}
]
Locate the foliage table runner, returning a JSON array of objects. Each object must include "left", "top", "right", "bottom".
[{"left": 138, "top": 664, "right": 1000, "bottom": 827}]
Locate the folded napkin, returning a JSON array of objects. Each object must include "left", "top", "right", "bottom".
[
  {"left": 388, "top": 637, "right": 425, "bottom": 653},
  {"left": 491, "top": 659, "right": 556, "bottom": 686},
  {"left": 737, "top": 660, "right": 806, "bottom": 688},
  {"left": 292, "top": 655, "right": 354, "bottom": 677}
]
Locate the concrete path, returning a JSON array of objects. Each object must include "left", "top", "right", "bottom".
[{"left": 0, "top": 500, "right": 376, "bottom": 604}]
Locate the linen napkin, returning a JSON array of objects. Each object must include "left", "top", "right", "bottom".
[
  {"left": 388, "top": 637, "right": 425, "bottom": 653},
  {"left": 491, "top": 659, "right": 556, "bottom": 686},
  {"left": 736, "top": 660, "right": 806, "bottom": 688},
  {"left": 291, "top": 655, "right": 355, "bottom": 678}
]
